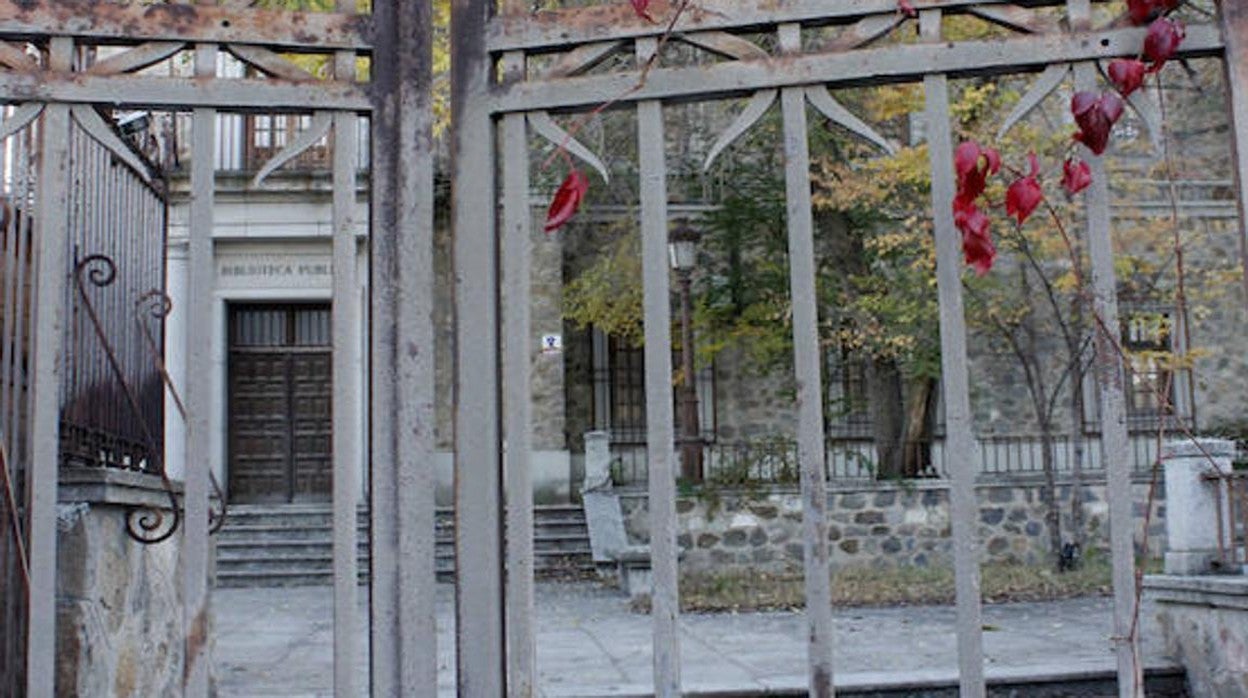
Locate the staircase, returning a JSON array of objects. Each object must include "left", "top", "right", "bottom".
[{"left": 216, "top": 503, "right": 593, "bottom": 587}]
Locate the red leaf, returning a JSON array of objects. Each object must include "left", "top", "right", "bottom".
[
  {"left": 1071, "top": 91, "right": 1124, "bottom": 156},
  {"left": 954, "top": 141, "right": 1001, "bottom": 204},
  {"left": 1108, "top": 59, "right": 1147, "bottom": 97},
  {"left": 1126, "top": 0, "right": 1180, "bottom": 26},
  {"left": 544, "top": 170, "right": 589, "bottom": 233},
  {"left": 1061, "top": 158, "right": 1093, "bottom": 197},
  {"left": 954, "top": 201, "right": 996, "bottom": 276},
  {"left": 898, "top": 0, "right": 917, "bottom": 18},
  {"left": 1144, "top": 17, "right": 1185, "bottom": 72},
  {"left": 1005, "top": 152, "right": 1043, "bottom": 225},
  {"left": 630, "top": 0, "right": 656, "bottom": 22}
]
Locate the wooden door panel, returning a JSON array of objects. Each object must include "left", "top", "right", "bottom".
[{"left": 228, "top": 304, "right": 333, "bottom": 503}]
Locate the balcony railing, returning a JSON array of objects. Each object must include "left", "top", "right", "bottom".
[
  {"left": 1207, "top": 470, "right": 1248, "bottom": 573},
  {"left": 160, "top": 112, "right": 372, "bottom": 175},
  {"left": 607, "top": 433, "right": 1165, "bottom": 487}
]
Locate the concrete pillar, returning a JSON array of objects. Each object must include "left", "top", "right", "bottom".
[
  {"left": 163, "top": 239, "right": 188, "bottom": 482},
  {"left": 1162, "top": 438, "right": 1235, "bottom": 575},
  {"left": 583, "top": 431, "right": 611, "bottom": 493}
]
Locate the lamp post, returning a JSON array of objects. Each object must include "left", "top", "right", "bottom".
[{"left": 669, "top": 219, "right": 703, "bottom": 483}]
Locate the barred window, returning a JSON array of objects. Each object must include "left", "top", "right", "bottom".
[
  {"left": 590, "top": 330, "right": 715, "bottom": 445},
  {"left": 824, "top": 344, "right": 873, "bottom": 438},
  {"left": 1122, "top": 307, "right": 1176, "bottom": 425}
]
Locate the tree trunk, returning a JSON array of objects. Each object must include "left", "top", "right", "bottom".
[
  {"left": 902, "top": 377, "right": 937, "bottom": 477},
  {"left": 1038, "top": 421, "right": 1064, "bottom": 571},
  {"left": 866, "top": 357, "right": 905, "bottom": 479},
  {"left": 1069, "top": 361, "right": 1087, "bottom": 553}
]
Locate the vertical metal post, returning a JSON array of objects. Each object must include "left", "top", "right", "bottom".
[
  {"left": 331, "top": 5, "right": 361, "bottom": 690},
  {"left": 919, "top": 10, "right": 986, "bottom": 697},
  {"left": 25, "top": 36, "right": 72, "bottom": 698},
  {"left": 183, "top": 40, "right": 218, "bottom": 698},
  {"left": 452, "top": 0, "right": 506, "bottom": 694},
  {"left": 500, "top": 53, "right": 536, "bottom": 698},
  {"left": 636, "top": 37, "right": 682, "bottom": 698},
  {"left": 777, "top": 23, "right": 835, "bottom": 698},
  {"left": 1221, "top": 0, "right": 1248, "bottom": 308},
  {"left": 370, "top": 0, "right": 439, "bottom": 692},
  {"left": 1067, "top": 2, "right": 1141, "bottom": 695}
]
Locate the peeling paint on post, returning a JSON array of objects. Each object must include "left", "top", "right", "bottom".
[
  {"left": 920, "top": 10, "right": 986, "bottom": 696},
  {"left": 777, "top": 22, "right": 835, "bottom": 698},
  {"left": 25, "top": 35, "right": 71, "bottom": 698},
  {"left": 182, "top": 39, "right": 217, "bottom": 698},
  {"left": 1068, "top": 1, "right": 1142, "bottom": 694},
  {"left": 636, "top": 36, "right": 683, "bottom": 697},
  {"left": 451, "top": 0, "right": 507, "bottom": 694}
]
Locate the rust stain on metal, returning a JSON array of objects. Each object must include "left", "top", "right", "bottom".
[
  {"left": 183, "top": 606, "right": 209, "bottom": 683},
  {"left": 142, "top": 3, "right": 200, "bottom": 32},
  {"left": 0, "top": 0, "right": 372, "bottom": 50}
]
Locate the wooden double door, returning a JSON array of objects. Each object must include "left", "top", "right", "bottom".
[{"left": 228, "top": 304, "right": 333, "bottom": 503}]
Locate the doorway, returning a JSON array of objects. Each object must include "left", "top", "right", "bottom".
[{"left": 227, "top": 304, "right": 332, "bottom": 503}]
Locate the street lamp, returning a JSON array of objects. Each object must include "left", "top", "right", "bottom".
[{"left": 669, "top": 219, "right": 703, "bottom": 483}]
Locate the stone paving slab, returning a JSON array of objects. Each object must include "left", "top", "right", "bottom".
[{"left": 212, "top": 582, "right": 1174, "bottom": 697}]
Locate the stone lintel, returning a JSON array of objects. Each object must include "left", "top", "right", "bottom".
[
  {"left": 58, "top": 467, "right": 182, "bottom": 510},
  {"left": 1144, "top": 574, "right": 1248, "bottom": 610},
  {"left": 1161, "top": 438, "right": 1236, "bottom": 461}
]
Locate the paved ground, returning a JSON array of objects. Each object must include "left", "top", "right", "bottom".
[{"left": 213, "top": 582, "right": 1173, "bottom": 697}]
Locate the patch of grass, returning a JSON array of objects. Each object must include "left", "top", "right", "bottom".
[{"left": 673, "top": 556, "right": 1136, "bottom": 613}]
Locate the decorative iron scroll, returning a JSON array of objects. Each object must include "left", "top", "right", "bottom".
[
  {"left": 74, "top": 255, "right": 182, "bottom": 544},
  {"left": 135, "top": 289, "right": 228, "bottom": 535}
]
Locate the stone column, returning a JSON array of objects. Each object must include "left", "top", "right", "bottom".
[
  {"left": 163, "top": 239, "right": 189, "bottom": 482},
  {"left": 1162, "top": 438, "right": 1235, "bottom": 574}
]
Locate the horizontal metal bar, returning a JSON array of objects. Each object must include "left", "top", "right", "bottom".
[
  {"left": 0, "top": 73, "right": 370, "bottom": 111},
  {"left": 0, "top": 1, "right": 372, "bottom": 51},
  {"left": 491, "top": 23, "right": 1223, "bottom": 114},
  {"left": 489, "top": 0, "right": 1048, "bottom": 54}
]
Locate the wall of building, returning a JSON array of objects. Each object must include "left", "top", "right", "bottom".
[{"left": 618, "top": 478, "right": 1165, "bottom": 572}]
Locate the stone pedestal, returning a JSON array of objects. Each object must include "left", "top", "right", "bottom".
[
  {"left": 1161, "top": 439, "right": 1234, "bottom": 575},
  {"left": 56, "top": 468, "right": 195, "bottom": 697},
  {"left": 1144, "top": 575, "right": 1248, "bottom": 698},
  {"left": 583, "top": 430, "right": 611, "bottom": 493}
]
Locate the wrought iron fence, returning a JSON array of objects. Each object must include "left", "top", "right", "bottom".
[
  {"left": 608, "top": 432, "right": 1162, "bottom": 487},
  {"left": 59, "top": 119, "right": 168, "bottom": 475},
  {"left": 0, "top": 103, "right": 37, "bottom": 698},
  {"left": 1207, "top": 470, "right": 1248, "bottom": 573}
]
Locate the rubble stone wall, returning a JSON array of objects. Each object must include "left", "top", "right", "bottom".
[{"left": 619, "top": 479, "right": 1165, "bottom": 571}]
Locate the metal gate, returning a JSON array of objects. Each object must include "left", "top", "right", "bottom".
[
  {"left": 450, "top": 1, "right": 1248, "bottom": 697},
  {"left": 2, "top": 1, "right": 1248, "bottom": 697},
  {"left": 0, "top": 2, "right": 432, "bottom": 696}
]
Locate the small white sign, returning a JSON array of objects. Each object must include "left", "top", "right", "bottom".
[{"left": 541, "top": 334, "right": 563, "bottom": 353}]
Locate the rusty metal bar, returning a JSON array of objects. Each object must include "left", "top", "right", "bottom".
[
  {"left": 330, "top": 2, "right": 361, "bottom": 688},
  {"left": 500, "top": 59, "right": 536, "bottom": 698},
  {"left": 921, "top": 8, "right": 985, "bottom": 695},
  {"left": 1221, "top": 0, "right": 1248, "bottom": 309},
  {"left": 368, "top": 0, "right": 439, "bottom": 692},
  {"left": 0, "top": 0, "right": 372, "bottom": 51},
  {"left": 636, "top": 35, "right": 682, "bottom": 697},
  {"left": 452, "top": 0, "right": 507, "bottom": 694},
  {"left": 182, "top": 40, "right": 218, "bottom": 698},
  {"left": 1067, "top": 2, "right": 1140, "bottom": 695},
  {"left": 777, "top": 22, "right": 834, "bottom": 698},
  {"left": 25, "top": 36, "right": 71, "bottom": 698},
  {"left": 0, "top": 73, "right": 369, "bottom": 112},
  {"left": 487, "top": 0, "right": 1052, "bottom": 53},
  {"left": 490, "top": 24, "right": 1223, "bottom": 115}
]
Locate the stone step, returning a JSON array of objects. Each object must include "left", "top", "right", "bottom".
[{"left": 215, "top": 503, "right": 593, "bottom": 587}]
